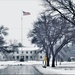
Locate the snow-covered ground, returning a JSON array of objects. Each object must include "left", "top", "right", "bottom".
[
  {"left": 0, "top": 61, "right": 75, "bottom": 74},
  {"left": 0, "top": 65, "right": 7, "bottom": 69},
  {"left": 0, "top": 61, "right": 42, "bottom": 66},
  {"left": 0, "top": 61, "right": 43, "bottom": 69},
  {"left": 0, "top": 61, "right": 16, "bottom": 69},
  {"left": 35, "top": 61, "right": 75, "bottom": 74}
]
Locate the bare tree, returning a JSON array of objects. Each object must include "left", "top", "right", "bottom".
[
  {"left": 0, "top": 25, "right": 8, "bottom": 51},
  {"left": 28, "top": 13, "right": 75, "bottom": 67},
  {"left": 8, "top": 40, "right": 23, "bottom": 52},
  {"left": 0, "top": 25, "right": 23, "bottom": 60},
  {"left": 0, "top": 25, "right": 8, "bottom": 45},
  {"left": 43, "top": 0, "right": 75, "bottom": 26}
]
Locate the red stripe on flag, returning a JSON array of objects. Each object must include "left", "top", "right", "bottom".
[{"left": 23, "top": 11, "right": 30, "bottom": 16}]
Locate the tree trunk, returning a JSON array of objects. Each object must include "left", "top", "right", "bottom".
[
  {"left": 46, "top": 48, "right": 50, "bottom": 66},
  {"left": 56, "top": 55, "right": 58, "bottom": 66},
  {"left": 52, "top": 55, "right": 55, "bottom": 67},
  {"left": 47, "top": 57, "right": 50, "bottom": 66}
]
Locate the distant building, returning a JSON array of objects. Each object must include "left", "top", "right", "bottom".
[{"left": 10, "top": 47, "right": 45, "bottom": 61}]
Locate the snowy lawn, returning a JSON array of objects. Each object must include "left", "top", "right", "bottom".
[
  {"left": 0, "top": 61, "right": 42, "bottom": 66},
  {"left": 34, "top": 61, "right": 75, "bottom": 74},
  {"left": 0, "top": 65, "right": 7, "bottom": 69},
  {"left": 0, "top": 61, "right": 16, "bottom": 69},
  {"left": 0, "top": 61, "right": 43, "bottom": 69}
]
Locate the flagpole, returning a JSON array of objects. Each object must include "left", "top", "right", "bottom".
[
  {"left": 21, "top": 11, "right": 23, "bottom": 47},
  {"left": 21, "top": 11, "right": 30, "bottom": 48}
]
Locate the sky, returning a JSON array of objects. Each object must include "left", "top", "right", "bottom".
[{"left": 0, "top": 0, "right": 43, "bottom": 47}]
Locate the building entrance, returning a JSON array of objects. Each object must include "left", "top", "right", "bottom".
[{"left": 20, "top": 56, "right": 24, "bottom": 61}]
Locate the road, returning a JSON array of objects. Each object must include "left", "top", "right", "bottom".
[{"left": 0, "top": 65, "right": 43, "bottom": 75}]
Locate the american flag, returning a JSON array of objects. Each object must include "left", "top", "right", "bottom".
[{"left": 22, "top": 11, "right": 30, "bottom": 16}]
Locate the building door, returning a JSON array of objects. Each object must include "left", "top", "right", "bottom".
[
  {"left": 26, "top": 56, "right": 28, "bottom": 61},
  {"left": 20, "top": 56, "right": 24, "bottom": 61}
]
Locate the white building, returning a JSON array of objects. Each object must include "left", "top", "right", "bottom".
[
  {"left": 10, "top": 47, "right": 45, "bottom": 61},
  {"left": 0, "top": 52, "right": 7, "bottom": 61}
]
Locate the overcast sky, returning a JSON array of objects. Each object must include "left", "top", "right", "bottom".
[{"left": 0, "top": 0, "right": 43, "bottom": 47}]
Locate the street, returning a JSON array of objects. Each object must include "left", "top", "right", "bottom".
[{"left": 0, "top": 65, "right": 43, "bottom": 75}]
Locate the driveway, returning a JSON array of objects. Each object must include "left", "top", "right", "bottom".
[{"left": 0, "top": 65, "right": 43, "bottom": 75}]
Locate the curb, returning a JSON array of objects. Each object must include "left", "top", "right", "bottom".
[{"left": 33, "top": 65, "right": 43, "bottom": 75}]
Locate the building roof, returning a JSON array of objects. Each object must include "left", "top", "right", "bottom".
[{"left": 18, "top": 47, "right": 39, "bottom": 51}]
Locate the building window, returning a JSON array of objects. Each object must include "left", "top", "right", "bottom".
[
  {"left": 30, "top": 51, "right": 32, "bottom": 54},
  {"left": 40, "top": 56, "right": 42, "bottom": 58},
  {"left": 3, "top": 56, "right": 4, "bottom": 59},
  {"left": 22, "top": 51, "right": 23, "bottom": 53},
  {"left": 26, "top": 51, "right": 28, "bottom": 54},
  {"left": 34, "top": 51, "right": 36, "bottom": 53},
  {"left": 40, "top": 51, "right": 42, "bottom": 53},
  {"left": 17, "top": 51, "right": 19, "bottom": 54},
  {"left": 26, "top": 56, "right": 28, "bottom": 59},
  {"left": 17, "top": 56, "right": 19, "bottom": 60},
  {"left": 30, "top": 56, "right": 32, "bottom": 59},
  {"left": 13, "top": 56, "right": 15, "bottom": 59}
]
